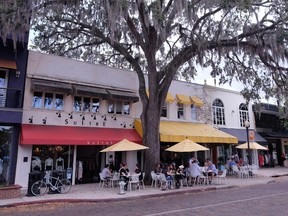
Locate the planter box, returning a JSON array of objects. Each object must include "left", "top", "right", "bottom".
[{"left": 0, "top": 184, "right": 22, "bottom": 199}]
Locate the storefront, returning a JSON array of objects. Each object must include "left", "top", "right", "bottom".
[
  {"left": 18, "top": 124, "right": 142, "bottom": 187},
  {"left": 219, "top": 128, "right": 268, "bottom": 166}
]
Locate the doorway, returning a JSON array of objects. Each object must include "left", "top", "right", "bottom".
[{"left": 76, "top": 146, "right": 101, "bottom": 184}]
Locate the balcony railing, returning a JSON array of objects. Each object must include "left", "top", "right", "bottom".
[{"left": 0, "top": 87, "right": 21, "bottom": 108}]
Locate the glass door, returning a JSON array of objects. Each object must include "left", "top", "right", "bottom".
[{"left": 0, "top": 70, "right": 7, "bottom": 107}]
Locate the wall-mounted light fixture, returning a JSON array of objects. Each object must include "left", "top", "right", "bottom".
[
  {"left": 111, "top": 114, "right": 117, "bottom": 121},
  {"left": 42, "top": 117, "right": 47, "bottom": 124},
  {"left": 121, "top": 121, "right": 126, "bottom": 128},
  {"left": 68, "top": 112, "right": 73, "bottom": 119},
  {"left": 56, "top": 111, "right": 61, "bottom": 118},
  {"left": 29, "top": 116, "right": 33, "bottom": 124},
  {"left": 80, "top": 113, "right": 85, "bottom": 120},
  {"left": 15, "top": 70, "right": 20, "bottom": 78},
  {"left": 102, "top": 114, "right": 107, "bottom": 121},
  {"left": 91, "top": 114, "right": 97, "bottom": 120}
]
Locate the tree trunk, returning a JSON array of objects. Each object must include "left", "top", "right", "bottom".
[{"left": 141, "top": 99, "right": 161, "bottom": 183}]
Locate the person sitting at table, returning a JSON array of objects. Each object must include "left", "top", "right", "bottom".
[
  {"left": 207, "top": 160, "right": 218, "bottom": 184},
  {"left": 119, "top": 163, "right": 130, "bottom": 190},
  {"left": 189, "top": 159, "right": 202, "bottom": 185},
  {"left": 175, "top": 165, "right": 185, "bottom": 189},
  {"left": 134, "top": 164, "right": 143, "bottom": 181},
  {"left": 238, "top": 157, "right": 244, "bottom": 167},
  {"left": 101, "top": 164, "right": 112, "bottom": 187},
  {"left": 163, "top": 163, "right": 174, "bottom": 189},
  {"left": 228, "top": 157, "right": 237, "bottom": 170}
]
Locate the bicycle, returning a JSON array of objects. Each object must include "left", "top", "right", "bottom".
[{"left": 31, "top": 171, "right": 72, "bottom": 196}]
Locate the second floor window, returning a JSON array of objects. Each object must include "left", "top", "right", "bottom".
[
  {"left": 161, "top": 102, "right": 168, "bottom": 117},
  {"left": 191, "top": 105, "right": 197, "bottom": 121},
  {"left": 33, "top": 92, "right": 64, "bottom": 110},
  {"left": 108, "top": 100, "right": 130, "bottom": 115},
  {"left": 177, "top": 103, "right": 184, "bottom": 119},
  {"left": 239, "top": 103, "right": 249, "bottom": 127},
  {"left": 73, "top": 96, "right": 100, "bottom": 113},
  {"left": 213, "top": 99, "right": 225, "bottom": 126}
]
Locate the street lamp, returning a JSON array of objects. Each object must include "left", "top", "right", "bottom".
[{"left": 244, "top": 120, "right": 252, "bottom": 165}]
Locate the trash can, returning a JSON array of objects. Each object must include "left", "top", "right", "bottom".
[
  {"left": 49, "top": 170, "right": 65, "bottom": 194},
  {"left": 27, "top": 171, "right": 44, "bottom": 196}
]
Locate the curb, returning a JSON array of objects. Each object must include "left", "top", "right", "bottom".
[{"left": 0, "top": 185, "right": 239, "bottom": 208}]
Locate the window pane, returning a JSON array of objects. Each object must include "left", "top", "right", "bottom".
[
  {"left": 44, "top": 93, "right": 53, "bottom": 109},
  {"left": 191, "top": 105, "right": 197, "bottom": 120},
  {"left": 108, "top": 100, "right": 114, "bottom": 113},
  {"left": 55, "top": 94, "right": 64, "bottom": 110},
  {"left": 83, "top": 97, "right": 91, "bottom": 112},
  {"left": 161, "top": 102, "right": 167, "bottom": 117},
  {"left": 73, "top": 96, "right": 82, "bottom": 111},
  {"left": 123, "top": 101, "right": 130, "bottom": 115},
  {"left": 33, "top": 92, "right": 42, "bottom": 108},
  {"left": 115, "top": 101, "right": 122, "bottom": 114},
  {"left": 177, "top": 103, "right": 184, "bottom": 119},
  {"left": 92, "top": 98, "right": 100, "bottom": 113}
]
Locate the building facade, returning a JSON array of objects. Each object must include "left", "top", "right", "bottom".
[
  {"left": 15, "top": 50, "right": 282, "bottom": 189},
  {"left": 0, "top": 35, "right": 29, "bottom": 186}
]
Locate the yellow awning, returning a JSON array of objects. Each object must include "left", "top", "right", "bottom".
[
  {"left": 146, "top": 90, "right": 175, "bottom": 103},
  {"left": 134, "top": 119, "right": 238, "bottom": 144},
  {"left": 0, "top": 59, "right": 17, "bottom": 69},
  {"left": 190, "top": 96, "right": 204, "bottom": 107},
  {"left": 165, "top": 92, "right": 174, "bottom": 103},
  {"left": 176, "top": 94, "right": 192, "bottom": 105}
]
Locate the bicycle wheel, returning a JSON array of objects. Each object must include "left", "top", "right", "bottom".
[
  {"left": 31, "top": 181, "right": 48, "bottom": 196},
  {"left": 58, "top": 179, "right": 72, "bottom": 194}
]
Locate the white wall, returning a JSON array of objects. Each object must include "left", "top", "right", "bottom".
[
  {"left": 204, "top": 84, "right": 256, "bottom": 129},
  {"left": 15, "top": 145, "right": 32, "bottom": 189}
]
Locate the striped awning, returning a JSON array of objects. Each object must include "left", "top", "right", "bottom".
[{"left": 134, "top": 119, "right": 238, "bottom": 144}]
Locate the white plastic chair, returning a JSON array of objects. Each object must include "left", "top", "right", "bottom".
[
  {"left": 239, "top": 166, "right": 249, "bottom": 178},
  {"left": 150, "top": 171, "right": 158, "bottom": 188},
  {"left": 128, "top": 175, "right": 140, "bottom": 191},
  {"left": 250, "top": 165, "right": 259, "bottom": 177},
  {"left": 232, "top": 165, "right": 241, "bottom": 178},
  {"left": 99, "top": 173, "right": 105, "bottom": 188},
  {"left": 159, "top": 173, "right": 172, "bottom": 190},
  {"left": 215, "top": 169, "right": 227, "bottom": 185},
  {"left": 179, "top": 174, "right": 189, "bottom": 188},
  {"left": 110, "top": 172, "right": 120, "bottom": 187},
  {"left": 140, "top": 172, "right": 145, "bottom": 189}
]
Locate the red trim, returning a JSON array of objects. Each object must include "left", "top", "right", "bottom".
[{"left": 21, "top": 124, "right": 142, "bottom": 145}]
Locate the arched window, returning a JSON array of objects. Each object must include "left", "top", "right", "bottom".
[
  {"left": 212, "top": 99, "right": 225, "bottom": 126},
  {"left": 239, "top": 103, "right": 249, "bottom": 127}
]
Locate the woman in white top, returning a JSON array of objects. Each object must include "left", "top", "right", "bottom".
[{"left": 189, "top": 159, "right": 201, "bottom": 178}]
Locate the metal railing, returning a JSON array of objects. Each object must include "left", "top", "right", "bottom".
[{"left": 0, "top": 87, "right": 22, "bottom": 108}]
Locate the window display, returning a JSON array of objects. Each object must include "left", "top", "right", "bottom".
[
  {"left": 31, "top": 145, "right": 73, "bottom": 174},
  {"left": 0, "top": 126, "right": 12, "bottom": 186}
]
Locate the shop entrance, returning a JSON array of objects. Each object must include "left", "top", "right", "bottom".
[{"left": 76, "top": 146, "right": 101, "bottom": 184}]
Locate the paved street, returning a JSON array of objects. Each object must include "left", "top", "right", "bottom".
[{"left": 1, "top": 177, "right": 288, "bottom": 216}]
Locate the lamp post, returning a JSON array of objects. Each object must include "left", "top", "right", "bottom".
[{"left": 244, "top": 120, "right": 252, "bottom": 165}]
